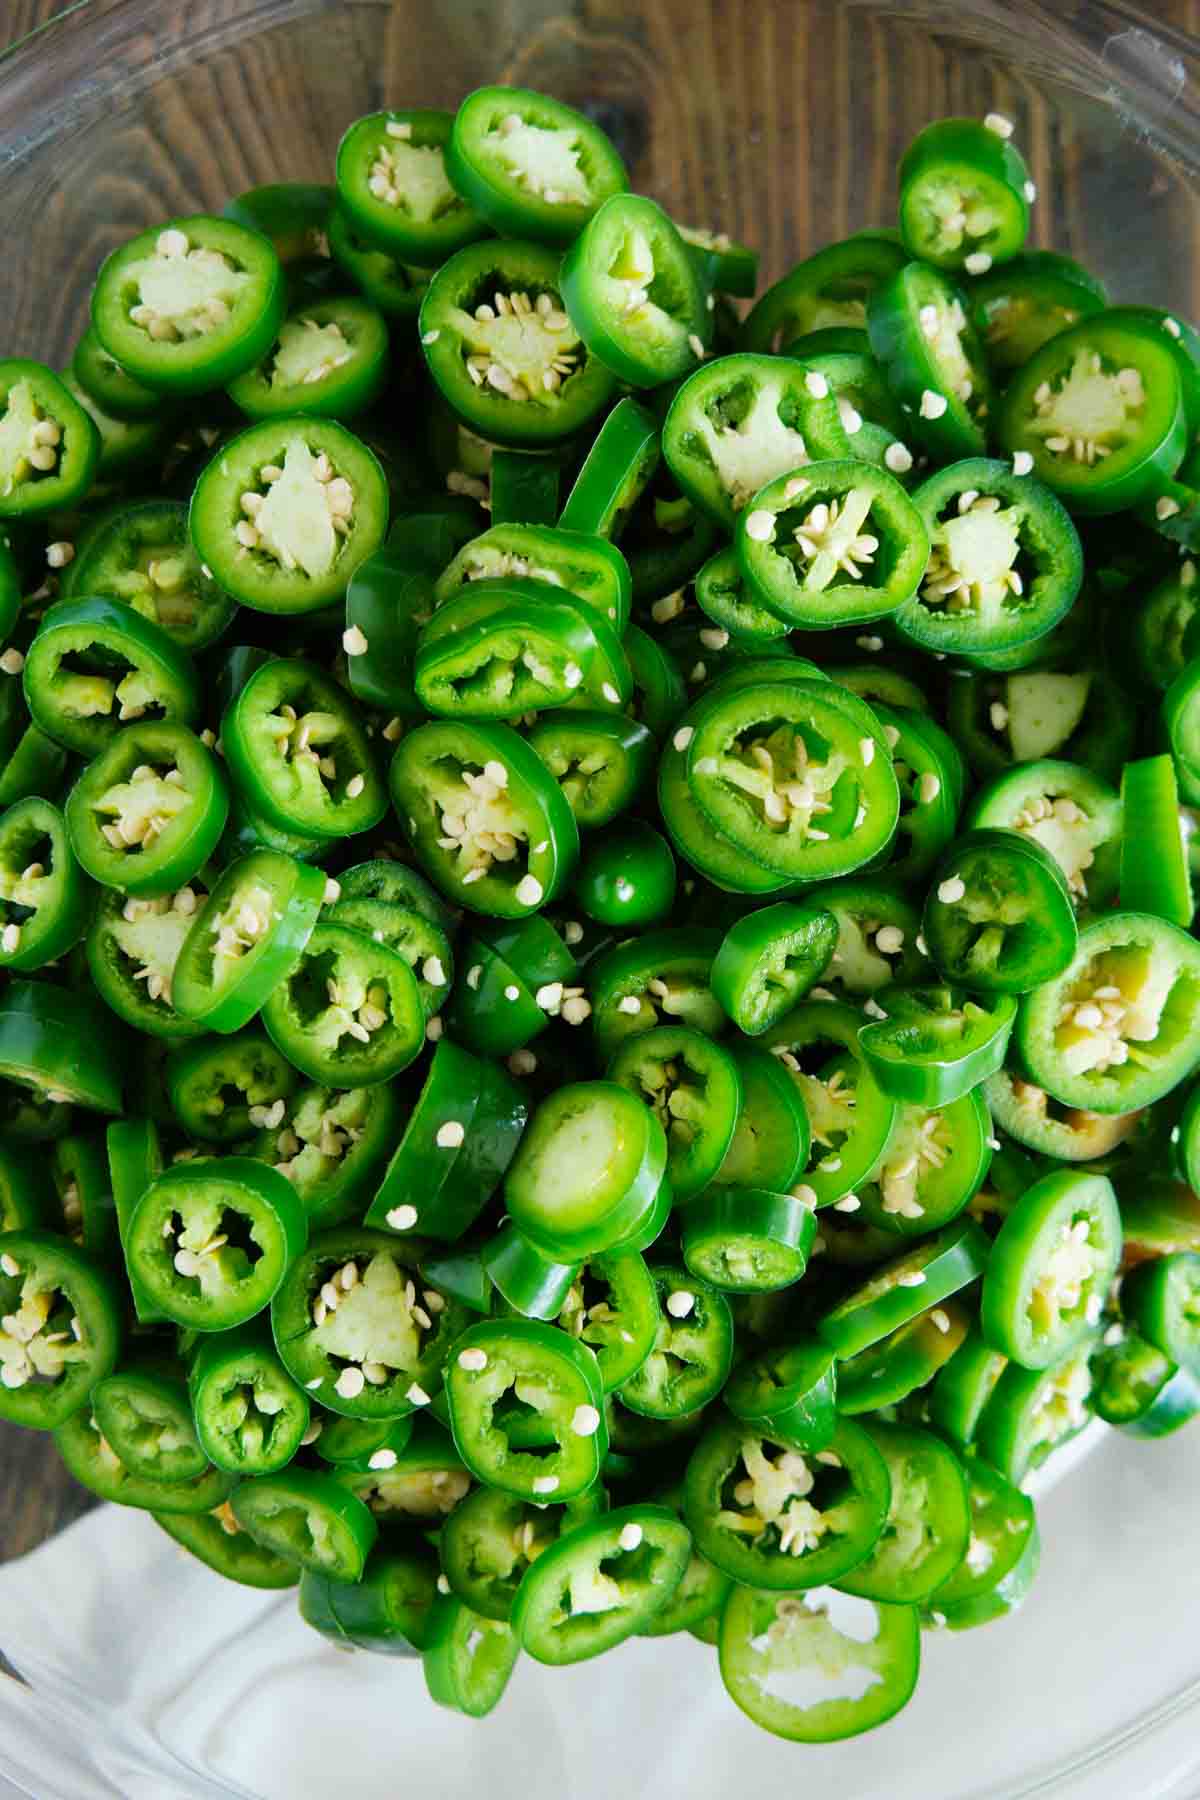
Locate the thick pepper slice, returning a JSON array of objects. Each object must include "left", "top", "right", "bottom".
[
  {"left": 190, "top": 418, "right": 388, "bottom": 614},
  {"left": 996, "top": 312, "right": 1187, "bottom": 516},
  {"left": 557, "top": 397, "right": 661, "bottom": 540},
  {"left": 681, "top": 1186, "right": 817, "bottom": 1292},
  {"left": 898, "top": 118, "right": 1031, "bottom": 274},
  {"left": 92, "top": 1362, "right": 209, "bottom": 1483},
  {"left": 981, "top": 1169, "right": 1121, "bottom": 1369},
  {"left": 24, "top": 596, "right": 199, "bottom": 761},
  {"left": 710, "top": 903, "right": 839, "bottom": 1036},
  {"left": 923, "top": 828, "right": 1079, "bottom": 994},
  {"left": 261, "top": 920, "right": 425, "bottom": 1086},
  {"left": 860, "top": 983, "right": 1017, "bottom": 1106},
  {"left": 390, "top": 718, "right": 578, "bottom": 918},
  {"left": 607, "top": 1024, "right": 740, "bottom": 1201},
  {"left": 128, "top": 1158, "right": 308, "bottom": 1330},
  {"left": 173, "top": 850, "right": 326, "bottom": 1034},
  {"left": 504, "top": 1079, "right": 668, "bottom": 1261},
  {"left": 66, "top": 722, "right": 228, "bottom": 897},
  {"left": 250, "top": 1079, "right": 401, "bottom": 1229},
  {"left": 64, "top": 498, "right": 237, "bottom": 654},
  {"left": 1014, "top": 910, "right": 1200, "bottom": 1115},
  {"left": 0, "top": 797, "right": 90, "bottom": 972},
  {"left": 526, "top": 709, "right": 654, "bottom": 829},
  {"left": 736, "top": 461, "right": 928, "bottom": 629},
  {"left": 444, "top": 1317, "right": 607, "bottom": 1502},
  {"left": 300, "top": 1544, "right": 437, "bottom": 1654},
  {"left": 559, "top": 195, "right": 708, "bottom": 388},
  {"left": 419, "top": 238, "right": 616, "bottom": 446},
  {"left": 91, "top": 215, "right": 286, "bottom": 396},
  {"left": 54, "top": 1408, "right": 234, "bottom": 1512},
  {"left": 510, "top": 1503, "right": 691, "bottom": 1664},
  {"left": 662, "top": 353, "right": 850, "bottom": 528},
  {"left": 867, "top": 262, "right": 993, "bottom": 459},
  {"left": 440, "top": 1482, "right": 604, "bottom": 1623},
  {"left": 818, "top": 1220, "right": 990, "bottom": 1359},
  {"left": 0, "top": 1230, "right": 123, "bottom": 1429},
  {"left": 446, "top": 86, "right": 627, "bottom": 248},
  {"left": 0, "top": 360, "right": 99, "bottom": 518},
  {"left": 0, "top": 980, "right": 126, "bottom": 1114},
  {"left": 222, "top": 657, "right": 386, "bottom": 839},
  {"left": 434, "top": 522, "right": 632, "bottom": 634},
  {"left": 270, "top": 1226, "right": 469, "bottom": 1419},
  {"left": 414, "top": 577, "right": 631, "bottom": 719},
  {"left": 366, "top": 1039, "right": 527, "bottom": 1242}
]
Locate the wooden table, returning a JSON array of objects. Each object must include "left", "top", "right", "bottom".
[{"left": 2, "top": 0, "right": 1200, "bottom": 1566}]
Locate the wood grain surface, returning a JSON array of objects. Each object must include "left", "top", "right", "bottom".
[{"left": 1, "top": 0, "right": 1200, "bottom": 1565}]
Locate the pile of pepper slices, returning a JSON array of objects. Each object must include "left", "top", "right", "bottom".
[{"left": 1, "top": 86, "right": 1200, "bottom": 1742}]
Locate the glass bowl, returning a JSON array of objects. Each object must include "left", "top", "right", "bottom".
[{"left": 3, "top": 1, "right": 1200, "bottom": 1794}]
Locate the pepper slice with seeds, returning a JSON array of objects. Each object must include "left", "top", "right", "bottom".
[
  {"left": 681, "top": 1186, "right": 818, "bottom": 1292},
  {"left": 23, "top": 596, "right": 200, "bottom": 762},
  {"left": 981, "top": 1167, "right": 1121, "bottom": 1370},
  {"left": 127, "top": 1157, "right": 307, "bottom": 1331},
  {"left": 443, "top": 913, "right": 577, "bottom": 1058},
  {"left": 898, "top": 456, "right": 1083, "bottom": 656},
  {"left": 172, "top": 849, "right": 327, "bottom": 1034},
  {"left": 560, "top": 193, "right": 712, "bottom": 391},
  {"left": 922, "top": 828, "right": 1078, "bottom": 994},
  {"left": 510, "top": 1501, "right": 691, "bottom": 1663},
  {"left": 0, "top": 1230, "right": 122, "bottom": 1429},
  {"left": 271, "top": 1227, "right": 470, "bottom": 1419},
  {"left": 761, "top": 998, "right": 898, "bottom": 1209},
  {"left": 663, "top": 353, "right": 851, "bottom": 529},
  {"left": 155, "top": 1506, "right": 300, "bottom": 1588},
  {"left": 66, "top": 722, "right": 228, "bottom": 898},
  {"left": 976, "top": 1329, "right": 1099, "bottom": 1483},
  {"left": 860, "top": 982, "right": 1017, "bottom": 1107},
  {"left": 433, "top": 521, "right": 633, "bottom": 634},
  {"left": 526, "top": 708, "right": 655, "bottom": 829},
  {"left": 389, "top": 718, "right": 578, "bottom": 918},
  {"left": 166, "top": 1029, "right": 298, "bottom": 1144},
  {"left": 91, "top": 215, "right": 286, "bottom": 396},
  {"left": 336, "top": 108, "right": 487, "bottom": 266},
  {"left": 65, "top": 498, "right": 237, "bottom": 654},
  {"left": 439, "top": 1481, "right": 605, "bottom": 1623},
  {"left": 423, "top": 1593, "right": 520, "bottom": 1717},
  {"left": 867, "top": 261, "right": 994, "bottom": 461},
  {"left": 834, "top": 1297, "right": 971, "bottom": 1413},
  {"left": 261, "top": 920, "right": 425, "bottom": 1086},
  {"left": 444, "top": 1316, "right": 607, "bottom": 1503},
  {"left": 414, "top": 577, "right": 632, "bottom": 719},
  {"left": 446, "top": 86, "right": 628, "bottom": 250},
  {"left": 190, "top": 418, "right": 388, "bottom": 615},
  {"left": 249, "top": 1079, "right": 400, "bottom": 1229},
  {"left": 680, "top": 676, "right": 902, "bottom": 884},
  {"left": 965, "top": 756, "right": 1122, "bottom": 912},
  {"left": 898, "top": 117, "right": 1031, "bottom": 275},
  {"left": 737, "top": 461, "right": 929, "bottom": 630},
  {"left": 53, "top": 1407, "right": 235, "bottom": 1512},
  {"left": 0, "top": 795, "right": 90, "bottom": 973},
  {"left": 817, "top": 1220, "right": 990, "bottom": 1360},
  {"left": 189, "top": 1323, "right": 312, "bottom": 1475},
  {"left": 684, "top": 1413, "right": 890, "bottom": 1591},
  {"left": 607, "top": 1024, "right": 742, "bottom": 1201},
  {"left": 740, "top": 231, "right": 909, "bottom": 353},
  {"left": 854, "top": 1086, "right": 992, "bottom": 1238},
  {"left": 837, "top": 1419, "right": 971, "bottom": 1604},
  {"left": 419, "top": 238, "right": 616, "bottom": 446},
  {"left": 719, "top": 1582, "right": 921, "bottom": 1743},
  {"left": 327, "top": 205, "right": 431, "bottom": 321},
  {"left": 0, "top": 360, "right": 100, "bottom": 519},
  {"left": 997, "top": 312, "right": 1188, "bottom": 516},
  {"left": 1014, "top": 910, "right": 1200, "bottom": 1114},
  {"left": 222, "top": 657, "right": 386, "bottom": 840},
  {"left": 227, "top": 294, "right": 390, "bottom": 423}
]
